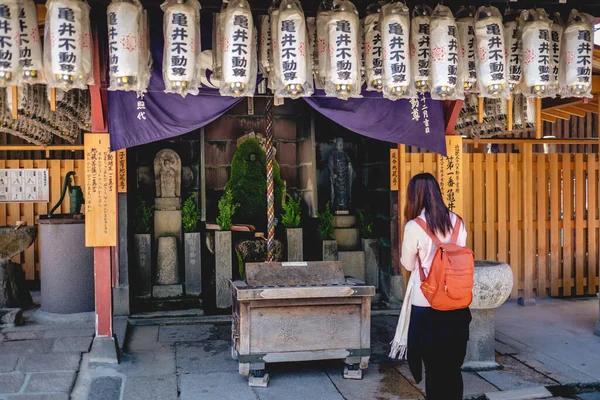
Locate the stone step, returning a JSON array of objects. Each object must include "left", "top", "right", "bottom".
[
  {"left": 485, "top": 387, "right": 553, "bottom": 400},
  {"left": 333, "top": 228, "right": 359, "bottom": 251},
  {"left": 338, "top": 251, "right": 366, "bottom": 282}
]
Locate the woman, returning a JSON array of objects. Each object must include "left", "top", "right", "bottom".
[{"left": 390, "top": 173, "right": 471, "bottom": 400}]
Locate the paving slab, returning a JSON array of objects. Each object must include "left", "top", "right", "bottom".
[
  {"left": 124, "top": 326, "right": 158, "bottom": 352},
  {"left": 16, "top": 354, "right": 81, "bottom": 373},
  {"left": 0, "top": 356, "right": 19, "bottom": 373},
  {"left": 3, "top": 332, "right": 39, "bottom": 341},
  {"left": 179, "top": 372, "right": 257, "bottom": 400},
  {"left": 52, "top": 337, "right": 92, "bottom": 353},
  {"left": 40, "top": 328, "right": 95, "bottom": 339},
  {"left": 157, "top": 325, "right": 213, "bottom": 344},
  {"left": 0, "top": 340, "right": 54, "bottom": 355},
  {"left": 496, "top": 341, "right": 518, "bottom": 356},
  {"left": 577, "top": 393, "right": 600, "bottom": 400},
  {"left": 122, "top": 375, "right": 178, "bottom": 400},
  {"left": 116, "top": 346, "right": 176, "bottom": 377},
  {"left": 478, "top": 370, "right": 553, "bottom": 392},
  {"left": 24, "top": 372, "right": 76, "bottom": 394},
  {"left": 327, "top": 362, "right": 424, "bottom": 400},
  {"left": 175, "top": 340, "right": 237, "bottom": 374},
  {"left": 0, "top": 372, "right": 26, "bottom": 394},
  {"left": 253, "top": 366, "right": 343, "bottom": 400},
  {"left": 485, "top": 386, "right": 552, "bottom": 400},
  {"left": 5, "top": 394, "right": 70, "bottom": 400},
  {"left": 86, "top": 376, "right": 122, "bottom": 400}
]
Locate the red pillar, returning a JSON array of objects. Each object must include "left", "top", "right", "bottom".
[{"left": 94, "top": 247, "right": 113, "bottom": 337}]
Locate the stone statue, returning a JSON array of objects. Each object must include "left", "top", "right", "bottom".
[
  {"left": 154, "top": 149, "right": 182, "bottom": 211},
  {"left": 328, "top": 138, "right": 354, "bottom": 212}
]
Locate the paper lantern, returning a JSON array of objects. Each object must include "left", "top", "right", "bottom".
[
  {"left": 474, "top": 6, "right": 508, "bottom": 99},
  {"left": 268, "top": 1, "right": 280, "bottom": 89},
  {"left": 220, "top": 0, "right": 256, "bottom": 97},
  {"left": 315, "top": 2, "right": 331, "bottom": 88},
  {"left": 307, "top": 16, "right": 316, "bottom": 75},
  {"left": 411, "top": 5, "right": 433, "bottom": 93},
  {"left": 559, "top": 9, "right": 593, "bottom": 98},
  {"left": 363, "top": 2, "right": 383, "bottom": 91},
  {"left": 520, "top": 9, "right": 554, "bottom": 98},
  {"left": 213, "top": 4, "right": 227, "bottom": 80},
  {"left": 550, "top": 13, "right": 563, "bottom": 94},
  {"left": 162, "top": 0, "right": 201, "bottom": 97},
  {"left": 503, "top": 10, "right": 521, "bottom": 93},
  {"left": 381, "top": 1, "right": 412, "bottom": 100},
  {"left": 44, "top": 0, "right": 93, "bottom": 90},
  {"left": 273, "top": 0, "right": 312, "bottom": 98},
  {"left": 107, "top": 0, "right": 150, "bottom": 92},
  {"left": 456, "top": 7, "right": 477, "bottom": 93},
  {"left": 258, "top": 15, "right": 270, "bottom": 77},
  {"left": 325, "top": 0, "right": 360, "bottom": 99},
  {"left": 19, "top": 0, "right": 44, "bottom": 84},
  {"left": 430, "top": 4, "right": 462, "bottom": 100},
  {"left": 0, "top": 0, "right": 20, "bottom": 87},
  {"left": 359, "top": 18, "right": 365, "bottom": 84}
]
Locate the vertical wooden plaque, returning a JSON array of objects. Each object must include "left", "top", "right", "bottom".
[
  {"left": 117, "top": 149, "right": 127, "bottom": 193},
  {"left": 438, "top": 136, "right": 464, "bottom": 217},
  {"left": 85, "top": 134, "right": 117, "bottom": 247},
  {"left": 390, "top": 148, "right": 399, "bottom": 191}
]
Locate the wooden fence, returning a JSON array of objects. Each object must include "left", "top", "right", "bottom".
[
  {"left": 398, "top": 150, "right": 600, "bottom": 299},
  {"left": 0, "top": 159, "right": 85, "bottom": 280}
]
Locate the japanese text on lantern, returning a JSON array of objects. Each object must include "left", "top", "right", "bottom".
[
  {"left": 108, "top": 11, "right": 118, "bottom": 74},
  {"left": 437, "top": 136, "right": 463, "bottom": 215},
  {"left": 486, "top": 23, "right": 504, "bottom": 83},
  {"left": 85, "top": 134, "right": 117, "bottom": 247},
  {"left": 171, "top": 12, "right": 189, "bottom": 77},
  {"left": 415, "top": 22, "right": 429, "bottom": 79},
  {"left": 0, "top": 4, "right": 16, "bottom": 72},
  {"left": 576, "top": 29, "right": 592, "bottom": 83},
  {"left": 136, "top": 92, "right": 146, "bottom": 120},
  {"left": 420, "top": 92, "right": 430, "bottom": 133},
  {"left": 232, "top": 14, "right": 249, "bottom": 78},
  {"left": 334, "top": 20, "right": 353, "bottom": 82},
  {"left": 280, "top": 19, "right": 298, "bottom": 82},
  {"left": 57, "top": 6, "right": 78, "bottom": 73},
  {"left": 390, "top": 148, "right": 399, "bottom": 191},
  {"left": 386, "top": 21, "right": 407, "bottom": 84},
  {"left": 466, "top": 25, "right": 476, "bottom": 80},
  {"left": 447, "top": 25, "right": 458, "bottom": 85},
  {"left": 508, "top": 26, "right": 521, "bottom": 83}
]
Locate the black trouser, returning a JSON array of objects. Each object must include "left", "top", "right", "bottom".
[{"left": 421, "top": 340, "right": 468, "bottom": 400}]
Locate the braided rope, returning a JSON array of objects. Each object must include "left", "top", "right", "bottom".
[{"left": 265, "top": 96, "right": 275, "bottom": 261}]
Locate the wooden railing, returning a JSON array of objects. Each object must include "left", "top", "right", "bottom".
[
  {"left": 399, "top": 151, "right": 600, "bottom": 299},
  {"left": 0, "top": 159, "right": 85, "bottom": 280}
]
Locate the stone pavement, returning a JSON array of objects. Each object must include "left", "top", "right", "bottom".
[{"left": 0, "top": 314, "right": 94, "bottom": 399}]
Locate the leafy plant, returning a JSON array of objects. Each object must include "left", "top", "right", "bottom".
[
  {"left": 133, "top": 198, "right": 154, "bottom": 234},
  {"left": 216, "top": 189, "right": 239, "bottom": 231},
  {"left": 182, "top": 193, "right": 201, "bottom": 233},
  {"left": 236, "top": 249, "right": 245, "bottom": 280},
  {"left": 317, "top": 202, "right": 335, "bottom": 240},
  {"left": 357, "top": 208, "right": 376, "bottom": 239},
  {"left": 281, "top": 193, "right": 301, "bottom": 228}
]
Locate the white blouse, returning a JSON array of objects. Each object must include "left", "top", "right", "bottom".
[{"left": 400, "top": 211, "right": 467, "bottom": 307}]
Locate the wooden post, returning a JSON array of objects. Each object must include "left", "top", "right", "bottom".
[
  {"left": 535, "top": 98, "right": 542, "bottom": 139},
  {"left": 11, "top": 87, "right": 18, "bottom": 120},
  {"left": 507, "top": 95, "right": 513, "bottom": 131},
  {"left": 94, "top": 247, "right": 113, "bottom": 337},
  {"left": 519, "top": 143, "right": 536, "bottom": 306},
  {"left": 398, "top": 144, "right": 408, "bottom": 292},
  {"left": 478, "top": 97, "right": 484, "bottom": 123},
  {"left": 49, "top": 88, "right": 56, "bottom": 111}
]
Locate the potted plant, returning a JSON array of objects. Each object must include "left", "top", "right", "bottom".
[
  {"left": 317, "top": 202, "right": 337, "bottom": 261},
  {"left": 215, "top": 189, "right": 239, "bottom": 309},
  {"left": 182, "top": 193, "right": 202, "bottom": 296},
  {"left": 282, "top": 193, "right": 302, "bottom": 261},
  {"left": 133, "top": 198, "right": 153, "bottom": 297},
  {"left": 358, "top": 209, "right": 379, "bottom": 288}
]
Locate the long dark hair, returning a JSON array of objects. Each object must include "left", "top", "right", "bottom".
[{"left": 404, "top": 173, "right": 453, "bottom": 236}]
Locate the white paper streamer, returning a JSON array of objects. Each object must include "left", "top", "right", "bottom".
[
  {"left": 550, "top": 13, "right": 563, "bottom": 94},
  {"left": 258, "top": 15, "right": 270, "bottom": 77},
  {"left": 307, "top": 16, "right": 316, "bottom": 75},
  {"left": 315, "top": 8, "right": 330, "bottom": 88}
]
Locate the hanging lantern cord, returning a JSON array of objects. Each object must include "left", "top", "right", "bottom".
[{"left": 265, "top": 95, "right": 276, "bottom": 262}]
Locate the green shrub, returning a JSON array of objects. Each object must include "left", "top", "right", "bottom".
[
  {"left": 224, "top": 138, "right": 284, "bottom": 232},
  {"left": 317, "top": 202, "right": 335, "bottom": 240},
  {"left": 357, "top": 208, "right": 375, "bottom": 239},
  {"left": 182, "top": 193, "right": 200, "bottom": 233},
  {"left": 216, "top": 189, "right": 239, "bottom": 231},
  {"left": 281, "top": 193, "right": 301, "bottom": 228},
  {"left": 133, "top": 198, "right": 153, "bottom": 234}
]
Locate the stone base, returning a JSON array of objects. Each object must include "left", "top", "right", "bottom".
[
  {"left": 248, "top": 373, "right": 269, "bottom": 387},
  {"left": 333, "top": 215, "right": 356, "bottom": 228},
  {"left": 286, "top": 228, "right": 303, "bottom": 262},
  {"left": 343, "top": 366, "right": 363, "bottom": 380},
  {"left": 133, "top": 234, "right": 152, "bottom": 297},
  {"left": 464, "top": 309, "right": 497, "bottom": 371},
  {"left": 152, "top": 284, "right": 183, "bottom": 298},
  {"left": 362, "top": 239, "right": 379, "bottom": 288},
  {"left": 156, "top": 236, "right": 180, "bottom": 285},
  {"left": 338, "top": 251, "right": 366, "bottom": 281},
  {"left": 322, "top": 240, "right": 338, "bottom": 261},
  {"left": 334, "top": 228, "right": 359, "bottom": 251},
  {"left": 595, "top": 319, "right": 600, "bottom": 337},
  {"left": 89, "top": 336, "right": 119, "bottom": 364},
  {"left": 112, "top": 286, "right": 130, "bottom": 316},
  {"left": 155, "top": 197, "right": 181, "bottom": 211},
  {"left": 184, "top": 232, "right": 202, "bottom": 296},
  {"left": 0, "top": 262, "right": 33, "bottom": 309},
  {"left": 517, "top": 297, "right": 536, "bottom": 307},
  {"left": 154, "top": 209, "right": 182, "bottom": 253},
  {"left": 215, "top": 231, "right": 233, "bottom": 309},
  {"left": 384, "top": 274, "right": 403, "bottom": 310}
]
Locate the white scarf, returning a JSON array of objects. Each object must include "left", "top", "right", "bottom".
[{"left": 389, "top": 273, "right": 414, "bottom": 360}]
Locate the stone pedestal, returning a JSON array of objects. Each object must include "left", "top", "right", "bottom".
[
  {"left": 215, "top": 231, "right": 233, "bottom": 309},
  {"left": 333, "top": 215, "right": 359, "bottom": 251},
  {"left": 286, "top": 228, "right": 303, "bottom": 262},
  {"left": 184, "top": 232, "right": 202, "bottom": 296},
  {"left": 153, "top": 236, "right": 182, "bottom": 298},
  {"left": 133, "top": 234, "right": 152, "bottom": 297},
  {"left": 338, "top": 251, "right": 366, "bottom": 281},
  {"left": 154, "top": 210, "right": 182, "bottom": 248},
  {"left": 322, "top": 240, "right": 338, "bottom": 261},
  {"left": 463, "top": 261, "right": 513, "bottom": 371},
  {"left": 361, "top": 239, "right": 379, "bottom": 288}
]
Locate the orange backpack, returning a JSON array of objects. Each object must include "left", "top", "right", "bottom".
[{"left": 414, "top": 217, "right": 474, "bottom": 311}]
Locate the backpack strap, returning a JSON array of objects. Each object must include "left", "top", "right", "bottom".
[
  {"left": 413, "top": 218, "right": 442, "bottom": 247},
  {"left": 450, "top": 217, "right": 462, "bottom": 245}
]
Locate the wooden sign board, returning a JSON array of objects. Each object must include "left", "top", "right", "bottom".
[
  {"left": 85, "top": 133, "right": 117, "bottom": 247},
  {"left": 0, "top": 169, "right": 49, "bottom": 202},
  {"left": 390, "top": 148, "right": 399, "bottom": 191},
  {"left": 117, "top": 149, "right": 127, "bottom": 193},
  {"left": 438, "top": 136, "right": 463, "bottom": 217}
]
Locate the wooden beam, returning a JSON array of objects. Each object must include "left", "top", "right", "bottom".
[
  {"left": 507, "top": 95, "right": 513, "bottom": 131},
  {"left": 463, "top": 138, "right": 597, "bottom": 145},
  {"left": 541, "top": 113, "right": 558, "bottom": 123},
  {"left": 543, "top": 109, "right": 571, "bottom": 120},
  {"left": 90, "top": 27, "right": 106, "bottom": 133},
  {"left": 444, "top": 99, "right": 464, "bottom": 135},
  {"left": 571, "top": 103, "right": 599, "bottom": 114},
  {"left": 478, "top": 97, "right": 484, "bottom": 123},
  {"left": 535, "top": 98, "right": 542, "bottom": 139},
  {"left": 10, "top": 86, "right": 17, "bottom": 120},
  {"left": 49, "top": 88, "right": 56, "bottom": 111},
  {"left": 592, "top": 75, "right": 600, "bottom": 94},
  {"left": 560, "top": 106, "right": 587, "bottom": 118}
]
